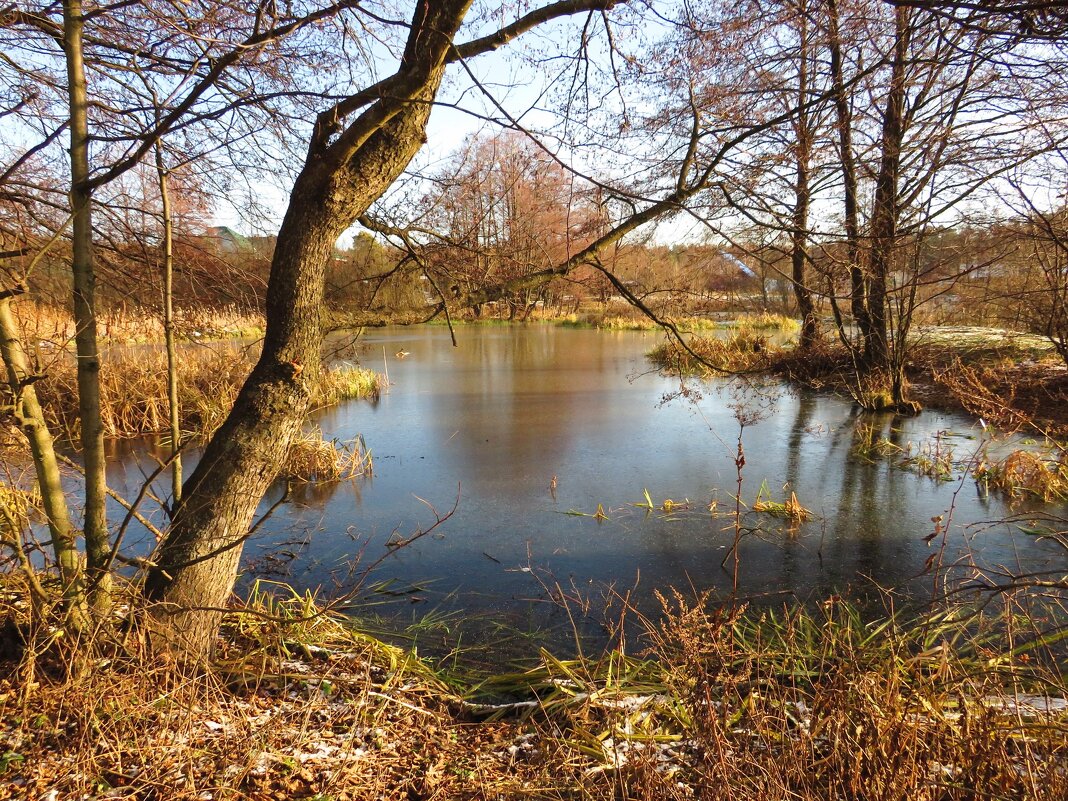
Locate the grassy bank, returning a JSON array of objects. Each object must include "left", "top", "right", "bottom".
[
  {"left": 16, "top": 299, "right": 265, "bottom": 345},
  {"left": 647, "top": 323, "right": 1068, "bottom": 502},
  {"left": 26, "top": 346, "right": 382, "bottom": 443},
  {"left": 649, "top": 322, "right": 1068, "bottom": 434},
  {"left": 359, "top": 305, "right": 798, "bottom": 333},
  {"left": 1, "top": 583, "right": 1065, "bottom": 799}
]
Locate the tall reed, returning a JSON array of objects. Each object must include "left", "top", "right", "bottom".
[{"left": 26, "top": 346, "right": 381, "bottom": 441}]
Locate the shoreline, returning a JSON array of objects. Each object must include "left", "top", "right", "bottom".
[{"left": 2, "top": 588, "right": 1066, "bottom": 799}]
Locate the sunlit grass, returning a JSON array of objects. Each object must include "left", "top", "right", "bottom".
[
  {"left": 732, "top": 310, "right": 800, "bottom": 333},
  {"left": 28, "top": 347, "right": 381, "bottom": 441},
  {"left": 15, "top": 298, "right": 265, "bottom": 345},
  {"left": 975, "top": 449, "right": 1068, "bottom": 502},
  {"left": 558, "top": 312, "right": 721, "bottom": 331},
  {"left": 283, "top": 428, "right": 372, "bottom": 482},
  {"left": 647, "top": 329, "right": 772, "bottom": 374},
  {"left": 310, "top": 362, "right": 382, "bottom": 408}
]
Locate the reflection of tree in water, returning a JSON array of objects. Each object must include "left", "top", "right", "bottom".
[
  {"left": 826, "top": 409, "right": 919, "bottom": 598},
  {"left": 774, "top": 391, "right": 816, "bottom": 599},
  {"left": 428, "top": 327, "right": 608, "bottom": 493}
]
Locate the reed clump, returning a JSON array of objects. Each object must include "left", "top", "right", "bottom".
[
  {"left": 851, "top": 421, "right": 903, "bottom": 460},
  {"left": 283, "top": 429, "right": 372, "bottom": 483},
  {"left": 733, "top": 310, "right": 801, "bottom": 333},
  {"left": 901, "top": 435, "right": 957, "bottom": 482},
  {"left": 311, "top": 362, "right": 383, "bottom": 408},
  {"left": 974, "top": 449, "right": 1068, "bottom": 502},
  {"left": 647, "top": 330, "right": 772, "bottom": 374},
  {"left": 753, "top": 490, "right": 812, "bottom": 524}
]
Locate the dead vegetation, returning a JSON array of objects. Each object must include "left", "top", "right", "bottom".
[
  {"left": 646, "top": 330, "right": 773, "bottom": 374},
  {"left": 974, "top": 449, "right": 1068, "bottom": 503},
  {"left": 284, "top": 429, "right": 372, "bottom": 483},
  {"left": 14, "top": 298, "right": 265, "bottom": 346},
  {"left": 17, "top": 346, "right": 381, "bottom": 443},
  {"left": 740, "top": 332, "right": 1068, "bottom": 437},
  {"left": 1, "top": 580, "right": 1065, "bottom": 800}
]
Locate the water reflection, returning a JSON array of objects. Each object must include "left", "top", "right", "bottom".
[{"left": 104, "top": 325, "right": 1065, "bottom": 656}]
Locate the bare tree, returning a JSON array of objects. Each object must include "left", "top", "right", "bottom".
[
  {"left": 366, "top": 131, "right": 602, "bottom": 319},
  {"left": 143, "top": 1, "right": 632, "bottom": 657}
]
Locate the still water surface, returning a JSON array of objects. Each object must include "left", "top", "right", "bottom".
[{"left": 108, "top": 325, "right": 1064, "bottom": 655}]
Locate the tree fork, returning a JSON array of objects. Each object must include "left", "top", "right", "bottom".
[{"left": 144, "top": 0, "right": 474, "bottom": 657}]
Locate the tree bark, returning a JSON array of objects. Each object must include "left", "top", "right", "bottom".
[
  {"left": 156, "top": 145, "right": 182, "bottom": 507},
  {"left": 826, "top": 0, "right": 871, "bottom": 354},
  {"left": 0, "top": 292, "right": 87, "bottom": 625},
  {"left": 866, "top": 5, "right": 911, "bottom": 375},
  {"left": 145, "top": 0, "right": 474, "bottom": 657},
  {"left": 791, "top": 0, "right": 819, "bottom": 349},
  {"left": 824, "top": 0, "right": 867, "bottom": 354},
  {"left": 63, "top": 0, "right": 111, "bottom": 618}
]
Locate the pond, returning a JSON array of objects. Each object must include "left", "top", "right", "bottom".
[{"left": 106, "top": 324, "right": 1065, "bottom": 659}]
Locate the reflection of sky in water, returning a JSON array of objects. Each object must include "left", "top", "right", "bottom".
[{"left": 102, "top": 325, "right": 1065, "bottom": 656}]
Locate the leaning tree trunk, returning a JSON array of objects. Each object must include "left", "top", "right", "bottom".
[
  {"left": 0, "top": 290, "right": 87, "bottom": 625},
  {"left": 144, "top": 0, "right": 472, "bottom": 657}
]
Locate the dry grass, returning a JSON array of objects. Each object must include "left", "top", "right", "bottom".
[
  {"left": 558, "top": 310, "right": 798, "bottom": 334},
  {"left": 14, "top": 299, "right": 265, "bottom": 346},
  {"left": 0, "top": 481, "right": 37, "bottom": 541},
  {"left": 929, "top": 359, "right": 1031, "bottom": 432},
  {"left": 734, "top": 310, "right": 800, "bottom": 333},
  {"left": 311, "top": 363, "right": 383, "bottom": 410},
  {"left": 647, "top": 330, "right": 773, "bottom": 374},
  {"left": 975, "top": 449, "right": 1068, "bottom": 502},
  {"left": 0, "top": 582, "right": 472, "bottom": 801},
  {"left": 25, "top": 347, "right": 381, "bottom": 442},
  {"left": 1, "top": 583, "right": 1065, "bottom": 800},
  {"left": 619, "top": 594, "right": 1068, "bottom": 801},
  {"left": 559, "top": 311, "right": 722, "bottom": 331},
  {"left": 283, "top": 429, "right": 372, "bottom": 483}
]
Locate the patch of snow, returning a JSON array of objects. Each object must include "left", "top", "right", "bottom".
[{"left": 982, "top": 695, "right": 1068, "bottom": 716}]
